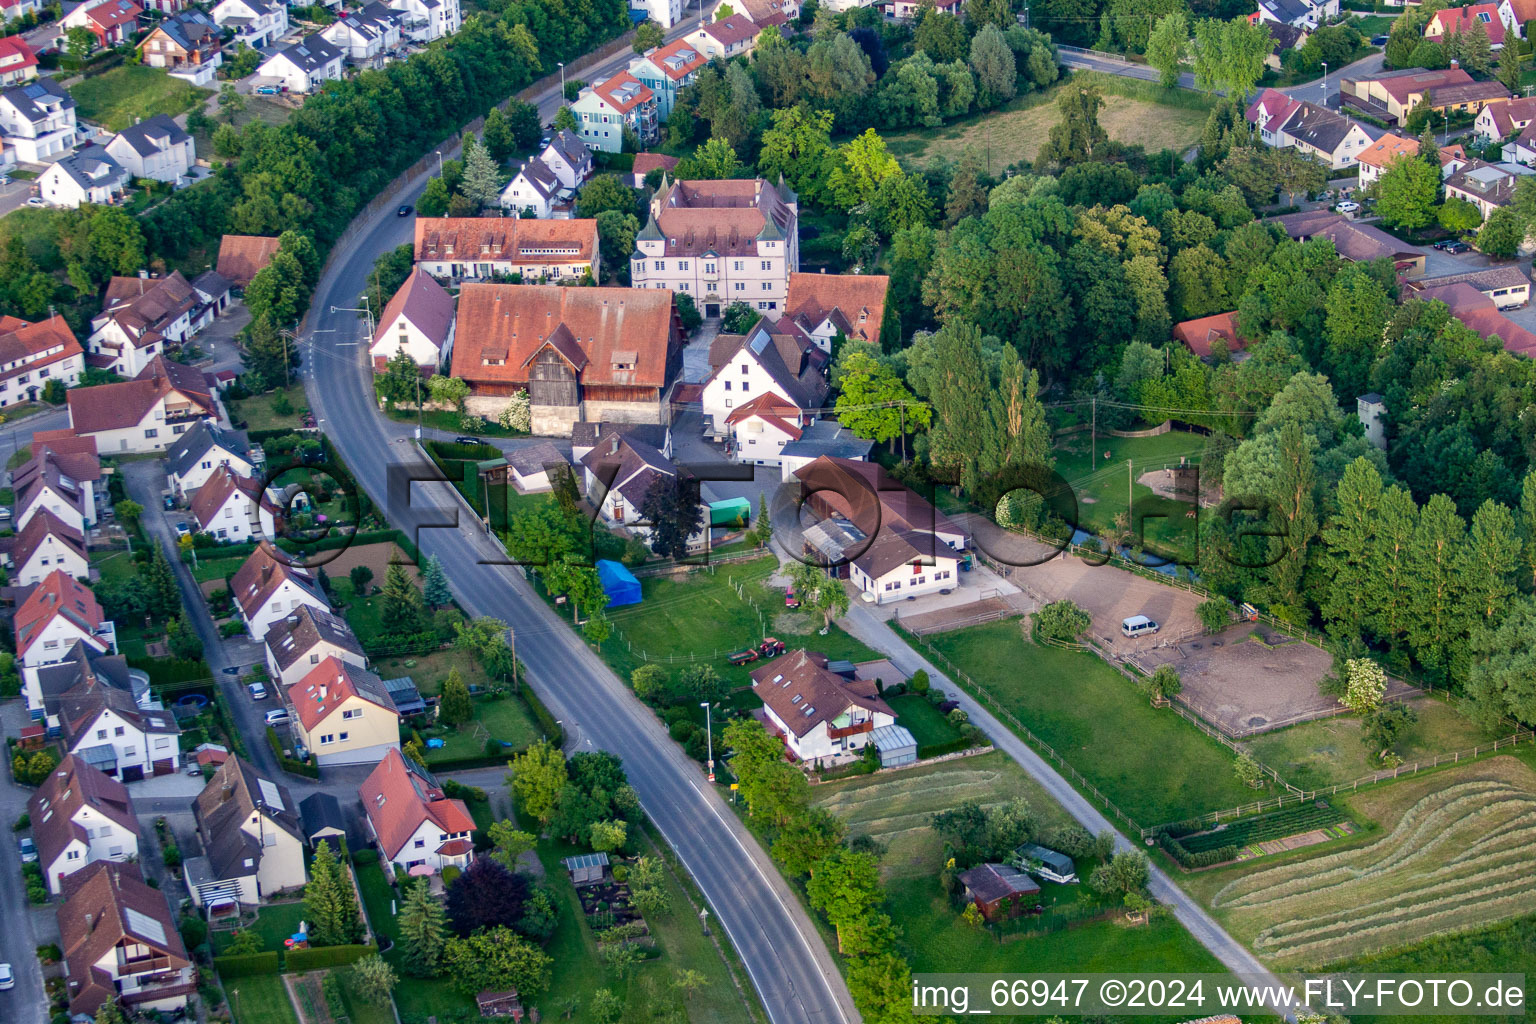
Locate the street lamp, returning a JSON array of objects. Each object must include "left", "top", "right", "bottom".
[
  {"left": 558, "top": 61, "right": 566, "bottom": 102},
  {"left": 433, "top": 150, "right": 443, "bottom": 176},
  {"left": 1320, "top": 62, "right": 1327, "bottom": 106},
  {"left": 700, "top": 701, "right": 714, "bottom": 782}
]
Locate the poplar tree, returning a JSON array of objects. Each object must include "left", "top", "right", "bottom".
[
  {"left": 1407, "top": 494, "right": 1470, "bottom": 675},
  {"left": 1318, "top": 458, "right": 1382, "bottom": 640},
  {"left": 1367, "top": 486, "right": 1419, "bottom": 649},
  {"left": 1461, "top": 499, "right": 1519, "bottom": 625}
]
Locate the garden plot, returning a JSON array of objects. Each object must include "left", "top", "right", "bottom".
[{"left": 1210, "top": 757, "right": 1536, "bottom": 966}]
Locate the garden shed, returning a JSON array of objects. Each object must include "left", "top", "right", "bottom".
[
  {"left": 597, "top": 559, "right": 641, "bottom": 607},
  {"left": 561, "top": 851, "right": 609, "bottom": 885},
  {"left": 871, "top": 724, "right": 917, "bottom": 768},
  {"left": 957, "top": 862, "right": 1040, "bottom": 921}
]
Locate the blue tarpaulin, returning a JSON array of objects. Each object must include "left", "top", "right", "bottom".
[{"left": 598, "top": 559, "right": 642, "bottom": 606}]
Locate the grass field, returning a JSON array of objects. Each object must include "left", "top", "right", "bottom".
[
  {"left": 91, "top": 548, "right": 137, "bottom": 585},
  {"left": 1190, "top": 757, "right": 1536, "bottom": 967},
  {"left": 596, "top": 555, "right": 882, "bottom": 690},
  {"left": 1248, "top": 697, "right": 1505, "bottom": 790},
  {"left": 884, "top": 693, "right": 965, "bottom": 751},
  {"left": 1050, "top": 428, "right": 1208, "bottom": 559},
  {"left": 212, "top": 901, "right": 307, "bottom": 954},
  {"left": 227, "top": 973, "right": 301, "bottom": 1024},
  {"left": 232, "top": 384, "right": 309, "bottom": 432},
  {"left": 813, "top": 751, "right": 1075, "bottom": 880},
  {"left": 924, "top": 620, "right": 1264, "bottom": 825},
  {"left": 884, "top": 74, "right": 1214, "bottom": 169},
  {"left": 69, "top": 65, "right": 211, "bottom": 132}
]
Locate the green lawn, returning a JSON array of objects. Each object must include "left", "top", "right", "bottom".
[
  {"left": 334, "top": 967, "right": 397, "bottom": 1024},
  {"left": 232, "top": 384, "right": 309, "bottom": 433},
  {"left": 226, "top": 973, "right": 300, "bottom": 1024},
  {"left": 354, "top": 861, "right": 401, "bottom": 944},
  {"left": 91, "top": 549, "right": 137, "bottom": 585},
  {"left": 1049, "top": 427, "right": 1208, "bottom": 560},
  {"left": 213, "top": 901, "right": 308, "bottom": 954},
  {"left": 1247, "top": 696, "right": 1504, "bottom": 790},
  {"left": 191, "top": 552, "right": 250, "bottom": 584},
  {"left": 69, "top": 65, "right": 211, "bottom": 132},
  {"left": 925, "top": 620, "right": 1264, "bottom": 826},
  {"left": 385, "top": 404, "right": 529, "bottom": 437},
  {"left": 595, "top": 555, "right": 882, "bottom": 691},
  {"left": 886, "top": 693, "right": 965, "bottom": 752}
]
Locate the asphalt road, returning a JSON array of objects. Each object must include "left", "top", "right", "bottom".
[
  {"left": 0, "top": 703, "right": 49, "bottom": 1024},
  {"left": 295, "top": 25, "right": 858, "bottom": 1024}
]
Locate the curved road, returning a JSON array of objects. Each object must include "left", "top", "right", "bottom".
[{"left": 296, "top": 29, "right": 858, "bottom": 1024}]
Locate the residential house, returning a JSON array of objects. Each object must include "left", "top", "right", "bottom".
[
  {"left": 0, "top": 36, "right": 39, "bottom": 87},
  {"left": 21, "top": 638, "right": 142, "bottom": 730},
  {"left": 1264, "top": 22, "right": 1309, "bottom": 70},
  {"left": 1475, "top": 95, "right": 1536, "bottom": 141},
  {"left": 629, "top": 38, "right": 707, "bottom": 119},
  {"left": 370, "top": 267, "right": 455, "bottom": 371},
  {"left": 506, "top": 439, "right": 570, "bottom": 492},
  {"left": 2, "top": 509, "right": 88, "bottom": 586},
  {"left": 257, "top": 35, "right": 345, "bottom": 94},
  {"left": 1504, "top": 121, "right": 1536, "bottom": 165},
  {"left": 578, "top": 427, "right": 704, "bottom": 547},
  {"left": 14, "top": 571, "right": 116, "bottom": 668},
  {"left": 1173, "top": 311, "right": 1248, "bottom": 360},
  {"left": 60, "top": 0, "right": 144, "bottom": 50},
  {"left": 215, "top": 234, "right": 280, "bottom": 288},
  {"left": 630, "top": 176, "right": 800, "bottom": 316},
  {"left": 88, "top": 274, "right": 207, "bottom": 377},
  {"left": 449, "top": 282, "right": 682, "bottom": 434},
  {"left": 780, "top": 271, "right": 888, "bottom": 352},
  {"left": 709, "top": 0, "right": 796, "bottom": 23},
  {"left": 264, "top": 605, "right": 367, "bottom": 687},
  {"left": 1445, "top": 159, "right": 1528, "bottom": 219},
  {"left": 360, "top": 747, "right": 475, "bottom": 873},
  {"left": 413, "top": 216, "right": 599, "bottom": 282},
  {"left": 1424, "top": 79, "right": 1513, "bottom": 116},
  {"left": 1252, "top": 0, "right": 1338, "bottom": 29},
  {"left": 885, "top": 0, "right": 959, "bottom": 19},
  {"left": 166, "top": 420, "right": 253, "bottom": 498},
  {"left": 0, "top": 0, "right": 42, "bottom": 21},
  {"left": 285, "top": 657, "right": 400, "bottom": 766},
  {"left": 500, "top": 157, "right": 573, "bottom": 218},
  {"left": 1415, "top": 280, "right": 1536, "bottom": 357},
  {"left": 1498, "top": 0, "right": 1536, "bottom": 37},
  {"left": 630, "top": 152, "right": 679, "bottom": 186},
  {"left": 570, "top": 420, "right": 672, "bottom": 463},
  {"left": 775, "top": 422, "right": 873, "bottom": 482},
  {"left": 1267, "top": 209, "right": 1428, "bottom": 276},
  {"left": 631, "top": 0, "right": 684, "bottom": 28},
  {"left": 189, "top": 463, "right": 273, "bottom": 543},
  {"left": 688, "top": 13, "right": 761, "bottom": 59},
  {"left": 1355, "top": 132, "right": 1420, "bottom": 186},
  {"left": 320, "top": 1, "right": 401, "bottom": 66},
  {"left": 104, "top": 114, "right": 195, "bottom": 184},
  {"left": 1245, "top": 89, "right": 1378, "bottom": 169},
  {"left": 56, "top": 676, "right": 180, "bottom": 781},
  {"left": 136, "top": 10, "right": 221, "bottom": 77},
  {"left": 58, "top": 861, "right": 194, "bottom": 1017},
  {"left": 749, "top": 650, "right": 895, "bottom": 765},
  {"left": 388, "top": 0, "right": 461, "bottom": 42},
  {"left": 231, "top": 544, "right": 330, "bottom": 640},
  {"left": 1340, "top": 67, "right": 1475, "bottom": 123},
  {"left": 211, "top": 0, "right": 288, "bottom": 48},
  {"left": 1408, "top": 265, "right": 1531, "bottom": 307},
  {"left": 703, "top": 314, "right": 827, "bottom": 427},
  {"left": 187, "top": 756, "right": 308, "bottom": 908},
  {"left": 1425, "top": 3, "right": 1507, "bottom": 47},
  {"left": 956, "top": 862, "right": 1040, "bottom": 921},
  {"left": 139, "top": 0, "right": 187, "bottom": 12},
  {"left": 66, "top": 356, "right": 220, "bottom": 454},
  {"left": 721, "top": 392, "right": 810, "bottom": 466},
  {"left": 0, "top": 314, "right": 85, "bottom": 407},
  {"left": 36, "top": 145, "right": 127, "bottom": 208},
  {"left": 13, "top": 434, "right": 101, "bottom": 533},
  {"left": 537, "top": 130, "right": 593, "bottom": 190},
  {"left": 793, "top": 455, "right": 968, "bottom": 604},
  {"left": 0, "top": 78, "right": 76, "bottom": 162},
  {"left": 192, "top": 269, "right": 233, "bottom": 316},
  {"left": 571, "top": 72, "right": 658, "bottom": 153},
  {"left": 27, "top": 755, "right": 139, "bottom": 895}
]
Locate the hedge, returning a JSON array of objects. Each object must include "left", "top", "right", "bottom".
[
  {"left": 917, "top": 737, "right": 987, "bottom": 760},
  {"left": 1157, "top": 831, "right": 1238, "bottom": 869},
  {"left": 284, "top": 944, "right": 377, "bottom": 971},
  {"left": 522, "top": 684, "right": 564, "bottom": 746},
  {"left": 213, "top": 952, "right": 282, "bottom": 978},
  {"left": 129, "top": 656, "right": 213, "bottom": 686},
  {"left": 267, "top": 727, "right": 320, "bottom": 779},
  {"left": 425, "top": 440, "right": 501, "bottom": 461}
]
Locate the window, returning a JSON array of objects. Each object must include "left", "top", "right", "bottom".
[
  {"left": 762, "top": 282, "right": 771, "bottom": 290},
  {"left": 723, "top": 380, "right": 731, "bottom": 391},
  {"left": 343, "top": 708, "right": 363, "bottom": 720},
  {"left": 733, "top": 260, "right": 743, "bottom": 270},
  {"left": 97, "top": 729, "right": 108, "bottom": 740},
  {"left": 705, "top": 262, "right": 716, "bottom": 274},
  {"left": 761, "top": 260, "right": 771, "bottom": 270},
  {"left": 653, "top": 260, "right": 665, "bottom": 271},
  {"left": 145, "top": 429, "right": 158, "bottom": 439},
  {"left": 734, "top": 282, "right": 744, "bottom": 291},
  {"left": 339, "top": 731, "right": 349, "bottom": 742},
  {"left": 678, "top": 260, "right": 689, "bottom": 270},
  {"left": 414, "top": 837, "right": 426, "bottom": 848},
  {"left": 320, "top": 734, "right": 334, "bottom": 745},
  {"left": 114, "top": 726, "right": 124, "bottom": 737},
  {"left": 742, "top": 381, "right": 750, "bottom": 392}
]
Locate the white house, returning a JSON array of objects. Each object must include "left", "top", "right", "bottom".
[
  {"left": 749, "top": 650, "right": 895, "bottom": 766},
  {"left": 257, "top": 35, "right": 344, "bottom": 94},
  {"left": 58, "top": 861, "right": 194, "bottom": 1018},
  {"left": 721, "top": 391, "right": 807, "bottom": 467},
  {"left": 67, "top": 357, "right": 219, "bottom": 455},
  {"left": 709, "top": 0, "right": 796, "bottom": 27},
  {"left": 630, "top": 0, "right": 683, "bottom": 29},
  {"left": 13, "top": 572, "right": 116, "bottom": 669},
  {"left": 0, "top": 36, "right": 40, "bottom": 87},
  {"left": 231, "top": 544, "right": 331, "bottom": 641},
  {"left": 264, "top": 605, "right": 367, "bottom": 687},
  {"left": 413, "top": 216, "right": 599, "bottom": 282},
  {"left": 36, "top": 145, "right": 127, "bottom": 209},
  {"left": 14, "top": 431, "right": 101, "bottom": 533},
  {"left": 189, "top": 757, "right": 309, "bottom": 908},
  {"left": 56, "top": 678, "right": 181, "bottom": 782},
  {"left": 360, "top": 748, "right": 476, "bottom": 873},
  {"left": 369, "top": 267, "right": 455, "bottom": 372},
  {"left": 189, "top": 463, "right": 273, "bottom": 543},
  {"left": 211, "top": 0, "right": 289, "bottom": 49},
  {"left": 28, "top": 756, "right": 140, "bottom": 895},
  {"left": 577, "top": 428, "right": 704, "bottom": 550},
  {"left": 570, "top": 72, "right": 658, "bottom": 154},
  {"left": 58, "top": 0, "right": 143, "bottom": 50},
  {"left": 499, "top": 157, "right": 569, "bottom": 218},
  {"left": 4, "top": 509, "right": 88, "bottom": 586},
  {"left": 0, "top": 77, "right": 77, "bottom": 163},
  {"left": 1253, "top": 0, "right": 1338, "bottom": 30},
  {"left": 538, "top": 130, "right": 593, "bottom": 190},
  {"left": 388, "top": 0, "right": 460, "bottom": 41},
  {"left": 21, "top": 638, "right": 144, "bottom": 731},
  {"left": 1475, "top": 95, "right": 1536, "bottom": 142},
  {"left": 701, "top": 320, "right": 828, "bottom": 439},
  {"left": 166, "top": 419, "right": 253, "bottom": 497},
  {"left": 320, "top": 1, "right": 401, "bottom": 66},
  {"left": 689, "top": 14, "right": 762, "bottom": 60},
  {"left": 87, "top": 273, "right": 207, "bottom": 378},
  {"left": 104, "top": 114, "right": 195, "bottom": 184}
]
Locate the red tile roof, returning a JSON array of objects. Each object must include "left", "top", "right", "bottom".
[
  {"left": 1417, "top": 281, "right": 1536, "bottom": 356},
  {"left": 0, "top": 314, "right": 82, "bottom": 386},
  {"left": 1428, "top": 4, "right": 1505, "bottom": 46},
  {"left": 82, "top": 0, "right": 143, "bottom": 32},
  {"left": 1355, "top": 133, "right": 1418, "bottom": 170},
  {"left": 701, "top": 13, "right": 759, "bottom": 47},
  {"left": 66, "top": 357, "right": 215, "bottom": 434},
  {"left": 414, "top": 216, "right": 597, "bottom": 268},
  {"left": 8, "top": 508, "right": 87, "bottom": 574},
  {"left": 359, "top": 748, "right": 475, "bottom": 860},
  {"left": 59, "top": 861, "right": 189, "bottom": 1017},
  {"left": 189, "top": 463, "right": 264, "bottom": 530},
  {"left": 14, "top": 571, "right": 107, "bottom": 659},
  {"left": 374, "top": 268, "right": 455, "bottom": 349},
  {"left": 632, "top": 153, "right": 680, "bottom": 178},
  {"left": 1172, "top": 311, "right": 1248, "bottom": 359},
  {"left": 749, "top": 649, "right": 892, "bottom": 742},
  {"left": 642, "top": 38, "right": 706, "bottom": 81},
  {"left": 591, "top": 71, "right": 654, "bottom": 115},
  {"left": 286, "top": 656, "right": 396, "bottom": 732},
  {"left": 0, "top": 35, "right": 38, "bottom": 75},
  {"left": 785, "top": 273, "right": 889, "bottom": 346},
  {"left": 216, "top": 235, "right": 280, "bottom": 287},
  {"left": 27, "top": 755, "right": 138, "bottom": 876},
  {"left": 724, "top": 391, "right": 803, "bottom": 439},
  {"left": 231, "top": 544, "right": 326, "bottom": 620}
]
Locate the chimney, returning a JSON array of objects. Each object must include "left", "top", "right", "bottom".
[
  {"left": 320, "top": 684, "right": 328, "bottom": 701},
  {"left": 610, "top": 437, "right": 619, "bottom": 455},
  {"left": 138, "top": 270, "right": 149, "bottom": 280}
]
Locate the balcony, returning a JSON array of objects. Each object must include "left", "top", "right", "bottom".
[{"left": 828, "top": 719, "right": 873, "bottom": 741}]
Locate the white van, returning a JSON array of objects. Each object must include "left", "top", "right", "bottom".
[{"left": 1121, "top": 615, "right": 1159, "bottom": 639}]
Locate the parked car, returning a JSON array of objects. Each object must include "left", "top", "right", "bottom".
[
  {"left": 397, "top": 204, "right": 413, "bottom": 217},
  {"left": 1121, "top": 614, "right": 1160, "bottom": 638},
  {"left": 248, "top": 681, "right": 267, "bottom": 700},
  {"left": 24, "top": 197, "right": 46, "bottom": 208},
  {"left": 256, "top": 85, "right": 281, "bottom": 95},
  {"left": 162, "top": 494, "right": 175, "bottom": 510},
  {"left": 174, "top": 521, "right": 190, "bottom": 537},
  {"left": 455, "top": 435, "right": 488, "bottom": 445},
  {"left": 0, "top": 962, "right": 13, "bottom": 991},
  {"left": 264, "top": 708, "right": 291, "bottom": 726},
  {"left": 17, "top": 837, "right": 36, "bottom": 864},
  {"left": 1443, "top": 241, "right": 1471, "bottom": 254},
  {"left": 0, "top": 508, "right": 11, "bottom": 522},
  {"left": 1336, "top": 201, "right": 1360, "bottom": 213}
]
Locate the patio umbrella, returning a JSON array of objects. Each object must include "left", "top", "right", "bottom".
[{"left": 409, "top": 864, "right": 434, "bottom": 876}]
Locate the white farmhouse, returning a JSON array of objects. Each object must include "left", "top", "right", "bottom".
[{"left": 369, "top": 267, "right": 455, "bottom": 372}]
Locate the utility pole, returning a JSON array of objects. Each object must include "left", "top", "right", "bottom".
[
  {"left": 1091, "top": 395, "right": 1096, "bottom": 464},
  {"left": 701, "top": 701, "right": 714, "bottom": 782},
  {"left": 1127, "top": 458, "right": 1133, "bottom": 527}
]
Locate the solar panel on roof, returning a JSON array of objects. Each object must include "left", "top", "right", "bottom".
[
  {"left": 258, "top": 779, "right": 285, "bottom": 811},
  {"left": 125, "top": 907, "right": 167, "bottom": 945}
]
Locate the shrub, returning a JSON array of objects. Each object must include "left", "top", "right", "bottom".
[
  {"left": 909, "top": 669, "right": 930, "bottom": 694},
  {"left": 284, "top": 944, "right": 378, "bottom": 971},
  {"left": 1033, "top": 600, "right": 1091, "bottom": 644},
  {"left": 13, "top": 812, "right": 29, "bottom": 830},
  {"left": 441, "top": 865, "right": 462, "bottom": 886},
  {"left": 212, "top": 951, "right": 281, "bottom": 977}
]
